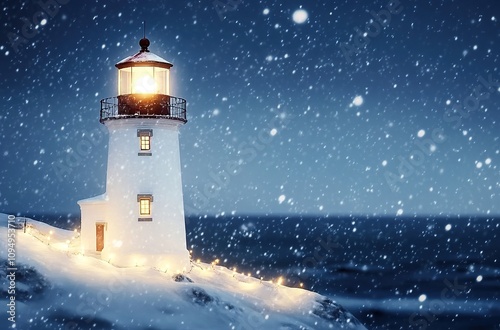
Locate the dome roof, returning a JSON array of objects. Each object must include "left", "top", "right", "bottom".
[{"left": 115, "top": 38, "right": 173, "bottom": 69}]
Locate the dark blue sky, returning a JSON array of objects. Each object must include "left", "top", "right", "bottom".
[{"left": 1, "top": 0, "right": 499, "bottom": 216}]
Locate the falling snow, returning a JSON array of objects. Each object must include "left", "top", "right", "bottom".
[
  {"left": 278, "top": 195, "right": 286, "bottom": 204},
  {"left": 0, "top": 1, "right": 499, "bottom": 329},
  {"left": 0, "top": 2, "right": 498, "bottom": 216},
  {"left": 352, "top": 95, "right": 364, "bottom": 106},
  {"left": 292, "top": 9, "right": 308, "bottom": 24}
]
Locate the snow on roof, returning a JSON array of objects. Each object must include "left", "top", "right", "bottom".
[
  {"left": 116, "top": 51, "right": 172, "bottom": 67},
  {"left": 77, "top": 193, "right": 107, "bottom": 204}
]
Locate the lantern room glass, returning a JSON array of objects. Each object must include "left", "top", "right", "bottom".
[{"left": 118, "top": 66, "right": 169, "bottom": 95}]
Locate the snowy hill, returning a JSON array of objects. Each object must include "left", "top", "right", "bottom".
[{"left": 0, "top": 214, "right": 366, "bottom": 330}]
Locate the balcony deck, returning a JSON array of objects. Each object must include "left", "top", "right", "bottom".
[{"left": 100, "top": 95, "right": 187, "bottom": 124}]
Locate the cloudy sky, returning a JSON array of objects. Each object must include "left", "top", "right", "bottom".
[{"left": 0, "top": 0, "right": 499, "bottom": 216}]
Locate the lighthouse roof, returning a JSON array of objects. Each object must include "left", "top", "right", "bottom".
[
  {"left": 115, "top": 37, "right": 173, "bottom": 69},
  {"left": 116, "top": 51, "right": 172, "bottom": 68}
]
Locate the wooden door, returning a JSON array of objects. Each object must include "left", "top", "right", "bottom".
[{"left": 96, "top": 224, "right": 105, "bottom": 252}]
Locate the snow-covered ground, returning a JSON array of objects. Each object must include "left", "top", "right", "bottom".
[{"left": 0, "top": 214, "right": 366, "bottom": 329}]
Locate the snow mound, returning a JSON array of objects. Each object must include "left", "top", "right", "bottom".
[{"left": 0, "top": 214, "right": 366, "bottom": 329}]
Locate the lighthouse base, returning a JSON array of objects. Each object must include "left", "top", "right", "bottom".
[{"left": 78, "top": 194, "right": 191, "bottom": 273}]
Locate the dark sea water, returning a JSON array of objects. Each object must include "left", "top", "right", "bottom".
[{"left": 20, "top": 213, "right": 500, "bottom": 330}]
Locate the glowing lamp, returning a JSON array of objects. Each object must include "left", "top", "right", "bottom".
[
  {"left": 134, "top": 72, "right": 158, "bottom": 94},
  {"left": 117, "top": 62, "right": 169, "bottom": 95}
]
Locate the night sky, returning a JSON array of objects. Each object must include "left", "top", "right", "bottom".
[{"left": 0, "top": 0, "right": 499, "bottom": 216}]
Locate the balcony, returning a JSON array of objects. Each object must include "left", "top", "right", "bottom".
[{"left": 100, "top": 95, "right": 187, "bottom": 124}]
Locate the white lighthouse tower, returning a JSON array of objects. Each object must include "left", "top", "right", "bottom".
[{"left": 78, "top": 37, "right": 190, "bottom": 272}]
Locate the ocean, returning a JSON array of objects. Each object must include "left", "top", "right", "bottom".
[{"left": 20, "top": 213, "right": 500, "bottom": 330}]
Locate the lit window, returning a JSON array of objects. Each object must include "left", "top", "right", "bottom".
[
  {"left": 139, "top": 198, "right": 151, "bottom": 215},
  {"left": 140, "top": 135, "right": 150, "bottom": 151},
  {"left": 137, "top": 194, "right": 153, "bottom": 220},
  {"left": 137, "top": 129, "right": 153, "bottom": 155}
]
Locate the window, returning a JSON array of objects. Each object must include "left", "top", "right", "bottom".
[
  {"left": 137, "top": 129, "right": 153, "bottom": 156},
  {"left": 118, "top": 67, "right": 131, "bottom": 95},
  {"left": 140, "top": 135, "right": 150, "bottom": 151},
  {"left": 139, "top": 198, "right": 151, "bottom": 215},
  {"left": 117, "top": 66, "right": 169, "bottom": 95},
  {"left": 137, "top": 194, "right": 153, "bottom": 221}
]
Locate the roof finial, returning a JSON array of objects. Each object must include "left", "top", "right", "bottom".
[{"left": 139, "top": 21, "right": 150, "bottom": 52}]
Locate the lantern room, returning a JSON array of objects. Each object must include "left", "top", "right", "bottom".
[
  {"left": 115, "top": 38, "right": 172, "bottom": 95},
  {"left": 99, "top": 37, "right": 187, "bottom": 123}
]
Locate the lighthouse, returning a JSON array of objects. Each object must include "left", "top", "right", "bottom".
[{"left": 78, "top": 37, "right": 190, "bottom": 272}]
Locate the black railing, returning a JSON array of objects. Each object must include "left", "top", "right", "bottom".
[{"left": 100, "top": 95, "right": 187, "bottom": 123}]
